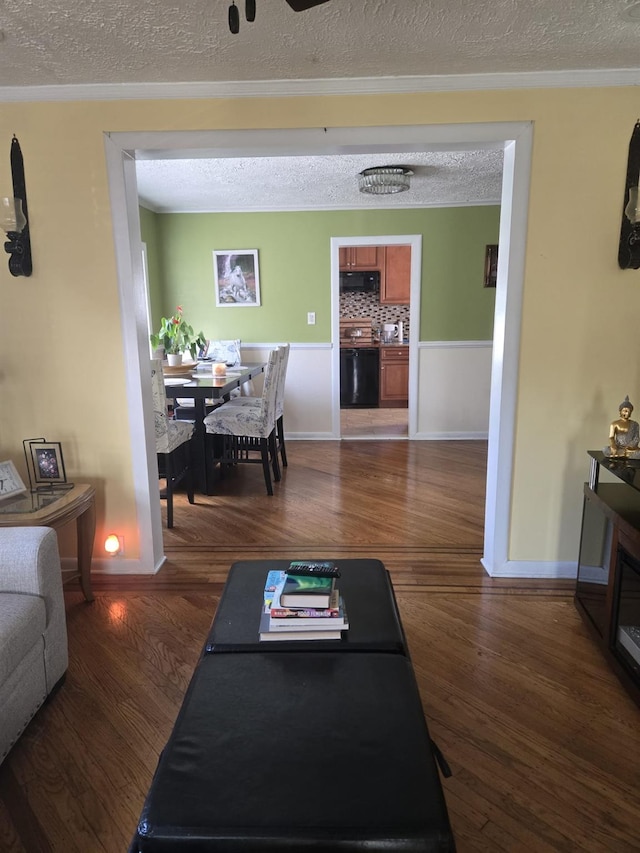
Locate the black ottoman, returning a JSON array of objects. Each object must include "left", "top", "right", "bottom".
[{"left": 132, "top": 651, "right": 455, "bottom": 852}]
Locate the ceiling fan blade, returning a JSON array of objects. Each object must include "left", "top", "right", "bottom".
[{"left": 285, "top": 0, "right": 331, "bottom": 11}]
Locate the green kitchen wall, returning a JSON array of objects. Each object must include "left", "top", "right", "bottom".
[{"left": 140, "top": 205, "right": 500, "bottom": 343}]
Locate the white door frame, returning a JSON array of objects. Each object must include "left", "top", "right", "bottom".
[
  {"left": 104, "top": 122, "right": 533, "bottom": 575},
  {"left": 331, "top": 235, "right": 422, "bottom": 438}
]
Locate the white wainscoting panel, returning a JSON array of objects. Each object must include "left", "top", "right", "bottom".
[
  {"left": 416, "top": 341, "right": 492, "bottom": 439},
  {"left": 242, "top": 343, "right": 335, "bottom": 439}
]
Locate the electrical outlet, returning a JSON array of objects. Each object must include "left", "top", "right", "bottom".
[{"left": 307, "top": 312, "right": 316, "bottom": 325}]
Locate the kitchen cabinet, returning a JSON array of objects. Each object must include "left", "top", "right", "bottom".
[
  {"left": 339, "top": 246, "right": 381, "bottom": 271},
  {"left": 380, "top": 245, "right": 411, "bottom": 305},
  {"left": 379, "top": 346, "right": 408, "bottom": 408}
]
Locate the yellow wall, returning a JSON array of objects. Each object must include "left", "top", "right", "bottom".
[{"left": 0, "top": 88, "right": 638, "bottom": 565}]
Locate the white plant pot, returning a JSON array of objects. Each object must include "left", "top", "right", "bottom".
[{"left": 166, "top": 353, "right": 183, "bottom": 367}]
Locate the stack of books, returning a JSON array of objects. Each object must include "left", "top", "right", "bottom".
[{"left": 259, "top": 561, "right": 348, "bottom": 642}]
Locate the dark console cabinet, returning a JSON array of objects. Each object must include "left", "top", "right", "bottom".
[{"left": 575, "top": 452, "right": 640, "bottom": 705}]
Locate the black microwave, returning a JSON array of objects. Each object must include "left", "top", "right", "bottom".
[{"left": 339, "top": 271, "right": 380, "bottom": 293}]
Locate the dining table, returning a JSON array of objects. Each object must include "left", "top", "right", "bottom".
[{"left": 163, "top": 361, "right": 266, "bottom": 495}]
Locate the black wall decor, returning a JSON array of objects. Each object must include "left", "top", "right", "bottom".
[
  {"left": 618, "top": 120, "right": 640, "bottom": 270},
  {"left": 4, "top": 136, "right": 32, "bottom": 277}
]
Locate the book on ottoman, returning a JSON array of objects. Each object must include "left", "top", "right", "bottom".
[{"left": 205, "top": 559, "right": 409, "bottom": 654}]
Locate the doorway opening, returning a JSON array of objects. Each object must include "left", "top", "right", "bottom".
[
  {"left": 105, "top": 122, "right": 532, "bottom": 576},
  {"left": 332, "top": 234, "right": 422, "bottom": 441},
  {"left": 337, "top": 238, "right": 414, "bottom": 439}
]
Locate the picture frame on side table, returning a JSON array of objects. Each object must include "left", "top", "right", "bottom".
[
  {"left": 213, "top": 249, "right": 261, "bottom": 306},
  {"left": 0, "top": 460, "right": 27, "bottom": 502},
  {"left": 27, "top": 440, "right": 68, "bottom": 488},
  {"left": 484, "top": 244, "right": 498, "bottom": 288}
]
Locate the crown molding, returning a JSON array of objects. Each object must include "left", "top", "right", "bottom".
[
  {"left": 1, "top": 68, "right": 639, "bottom": 103},
  {"left": 142, "top": 199, "right": 502, "bottom": 215}
]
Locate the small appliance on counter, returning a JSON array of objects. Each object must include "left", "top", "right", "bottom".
[
  {"left": 381, "top": 323, "right": 399, "bottom": 344},
  {"left": 340, "top": 318, "right": 373, "bottom": 345}
]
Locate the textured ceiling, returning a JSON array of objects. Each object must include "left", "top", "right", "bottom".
[
  {"left": 4, "top": 0, "right": 636, "bottom": 210},
  {"left": 135, "top": 149, "right": 505, "bottom": 212},
  {"left": 0, "top": 0, "right": 639, "bottom": 88}
]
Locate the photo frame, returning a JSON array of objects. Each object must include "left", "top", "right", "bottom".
[
  {"left": 484, "top": 244, "right": 498, "bottom": 288},
  {"left": 213, "top": 250, "right": 261, "bottom": 306},
  {"left": 28, "top": 440, "right": 67, "bottom": 487}
]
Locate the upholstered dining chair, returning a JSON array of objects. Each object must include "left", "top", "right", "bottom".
[
  {"left": 227, "top": 343, "right": 290, "bottom": 468},
  {"left": 274, "top": 343, "right": 290, "bottom": 467},
  {"left": 151, "top": 359, "right": 195, "bottom": 528},
  {"left": 203, "top": 347, "right": 281, "bottom": 495},
  {"left": 173, "top": 339, "right": 243, "bottom": 419}
]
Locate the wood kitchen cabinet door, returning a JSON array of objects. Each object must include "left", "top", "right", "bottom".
[
  {"left": 381, "top": 245, "right": 411, "bottom": 304},
  {"left": 339, "top": 246, "right": 381, "bottom": 270},
  {"left": 379, "top": 346, "right": 409, "bottom": 407}
]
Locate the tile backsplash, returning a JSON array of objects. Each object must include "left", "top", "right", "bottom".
[{"left": 339, "top": 292, "right": 410, "bottom": 340}]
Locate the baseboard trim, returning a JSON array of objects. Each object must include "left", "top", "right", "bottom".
[
  {"left": 483, "top": 558, "right": 578, "bottom": 579},
  {"left": 61, "top": 555, "right": 163, "bottom": 577},
  {"left": 413, "top": 431, "right": 489, "bottom": 440},
  {"left": 287, "top": 432, "right": 339, "bottom": 440}
]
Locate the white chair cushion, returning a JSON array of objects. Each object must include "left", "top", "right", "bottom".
[
  {"left": 204, "top": 402, "right": 271, "bottom": 439},
  {"left": 204, "top": 347, "right": 280, "bottom": 439},
  {"left": 159, "top": 419, "right": 195, "bottom": 454},
  {"left": 227, "top": 396, "right": 259, "bottom": 407}
]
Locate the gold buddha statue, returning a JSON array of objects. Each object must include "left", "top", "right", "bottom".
[{"left": 604, "top": 395, "right": 640, "bottom": 459}]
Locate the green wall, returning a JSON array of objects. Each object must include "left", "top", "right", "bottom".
[{"left": 141, "top": 206, "right": 499, "bottom": 342}]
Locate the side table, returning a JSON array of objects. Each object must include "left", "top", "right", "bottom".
[{"left": 0, "top": 483, "right": 96, "bottom": 602}]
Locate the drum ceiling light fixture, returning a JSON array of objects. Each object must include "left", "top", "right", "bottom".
[{"left": 358, "top": 166, "right": 414, "bottom": 195}]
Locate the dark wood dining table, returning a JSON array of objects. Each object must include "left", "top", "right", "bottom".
[{"left": 164, "top": 362, "right": 266, "bottom": 495}]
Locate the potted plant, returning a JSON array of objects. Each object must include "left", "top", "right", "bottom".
[{"left": 150, "top": 306, "right": 206, "bottom": 366}]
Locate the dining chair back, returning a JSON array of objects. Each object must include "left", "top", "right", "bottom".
[
  {"left": 225, "top": 343, "right": 290, "bottom": 468},
  {"left": 174, "top": 339, "right": 244, "bottom": 417},
  {"left": 274, "top": 343, "right": 290, "bottom": 467},
  {"left": 151, "top": 359, "right": 195, "bottom": 527},
  {"left": 203, "top": 348, "right": 281, "bottom": 495},
  {"left": 206, "top": 339, "right": 241, "bottom": 366}
]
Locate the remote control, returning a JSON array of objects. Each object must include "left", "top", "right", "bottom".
[{"left": 287, "top": 561, "right": 341, "bottom": 578}]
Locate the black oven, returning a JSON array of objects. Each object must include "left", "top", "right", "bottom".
[{"left": 340, "top": 347, "right": 379, "bottom": 408}]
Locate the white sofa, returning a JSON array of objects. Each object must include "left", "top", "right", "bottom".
[{"left": 0, "top": 526, "right": 68, "bottom": 764}]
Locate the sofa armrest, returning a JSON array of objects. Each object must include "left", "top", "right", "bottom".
[
  {"left": 0, "top": 526, "right": 64, "bottom": 616},
  {"left": 0, "top": 526, "right": 68, "bottom": 691}
]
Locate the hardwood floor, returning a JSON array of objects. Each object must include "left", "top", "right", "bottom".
[
  {"left": 341, "top": 407, "right": 408, "bottom": 438},
  {"left": 1, "top": 441, "right": 638, "bottom": 852}
]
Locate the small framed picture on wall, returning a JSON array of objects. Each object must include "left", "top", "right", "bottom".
[
  {"left": 484, "top": 244, "right": 498, "bottom": 288},
  {"left": 213, "top": 250, "right": 261, "bottom": 306}
]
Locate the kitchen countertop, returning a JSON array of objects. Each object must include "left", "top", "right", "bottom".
[{"left": 340, "top": 341, "right": 409, "bottom": 348}]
